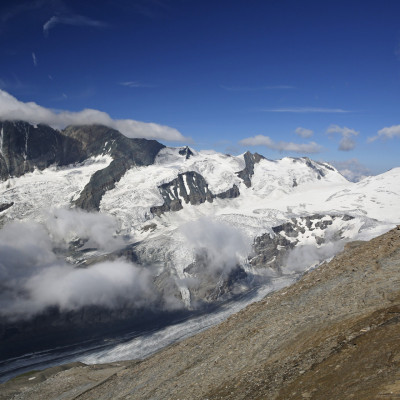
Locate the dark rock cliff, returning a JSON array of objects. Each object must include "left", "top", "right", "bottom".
[
  {"left": 0, "top": 121, "right": 165, "bottom": 210},
  {"left": 150, "top": 171, "right": 240, "bottom": 216},
  {"left": 236, "top": 151, "right": 265, "bottom": 187},
  {"left": 0, "top": 121, "right": 86, "bottom": 180},
  {"left": 69, "top": 125, "right": 164, "bottom": 211}
]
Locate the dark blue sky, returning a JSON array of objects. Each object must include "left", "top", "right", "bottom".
[{"left": 1, "top": 0, "right": 400, "bottom": 177}]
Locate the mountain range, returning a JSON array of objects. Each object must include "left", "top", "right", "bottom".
[{"left": 1, "top": 120, "right": 400, "bottom": 364}]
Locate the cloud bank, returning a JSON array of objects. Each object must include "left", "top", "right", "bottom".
[
  {"left": 326, "top": 124, "right": 359, "bottom": 151},
  {"left": 240, "top": 134, "right": 323, "bottom": 154},
  {"left": 368, "top": 124, "right": 400, "bottom": 142},
  {"left": 0, "top": 209, "right": 159, "bottom": 321},
  {"left": 0, "top": 89, "right": 187, "bottom": 141}
]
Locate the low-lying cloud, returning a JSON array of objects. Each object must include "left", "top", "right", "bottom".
[
  {"left": 180, "top": 217, "right": 251, "bottom": 279},
  {"left": 282, "top": 239, "right": 345, "bottom": 274},
  {"left": 0, "top": 209, "right": 159, "bottom": 321},
  {"left": 45, "top": 208, "right": 124, "bottom": 252},
  {"left": 0, "top": 89, "right": 187, "bottom": 142},
  {"left": 240, "top": 134, "right": 322, "bottom": 154},
  {"left": 282, "top": 227, "right": 346, "bottom": 274}
]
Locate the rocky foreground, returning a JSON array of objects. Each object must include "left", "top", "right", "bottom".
[{"left": 2, "top": 226, "right": 400, "bottom": 400}]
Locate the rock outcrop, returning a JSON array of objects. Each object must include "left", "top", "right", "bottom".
[
  {"left": 151, "top": 171, "right": 240, "bottom": 216},
  {"left": 236, "top": 151, "right": 265, "bottom": 187},
  {"left": 0, "top": 121, "right": 86, "bottom": 180},
  {"left": 0, "top": 121, "right": 165, "bottom": 210},
  {"left": 250, "top": 214, "right": 355, "bottom": 270}
]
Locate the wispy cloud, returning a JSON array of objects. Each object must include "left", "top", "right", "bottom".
[
  {"left": 1, "top": 0, "right": 64, "bottom": 26},
  {"left": 0, "top": 89, "right": 187, "bottom": 142},
  {"left": 295, "top": 127, "right": 313, "bottom": 138},
  {"left": 368, "top": 124, "right": 400, "bottom": 143},
  {"left": 262, "top": 107, "right": 351, "bottom": 113},
  {"left": 240, "top": 134, "right": 323, "bottom": 154},
  {"left": 221, "top": 85, "right": 294, "bottom": 92},
  {"left": 330, "top": 158, "right": 372, "bottom": 182},
  {"left": 43, "top": 14, "right": 108, "bottom": 36},
  {"left": 119, "top": 81, "right": 155, "bottom": 88},
  {"left": 32, "top": 52, "right": 37, "bottom": 67},
  {"left": 326, "top": 124, "right": 359, "bottom": 151}
]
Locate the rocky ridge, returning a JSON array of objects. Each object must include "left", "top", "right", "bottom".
[
  {"left": 2, "top": 226, "right": 400, "bottom": 400},
  {"left": 0, "top": 121, "right": 164, "bottom": 211}
]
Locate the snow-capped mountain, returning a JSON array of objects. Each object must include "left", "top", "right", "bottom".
[{"left": 1, "top": 121, "right": 399, "bottom": 356}]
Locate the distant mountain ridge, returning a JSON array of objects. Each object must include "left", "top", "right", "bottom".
[
  {"left": 0, "top": 120, "right": 343, "bottom": 212},
  {"left": 0, "top": 121, "right": 164, "bottom": 210}
]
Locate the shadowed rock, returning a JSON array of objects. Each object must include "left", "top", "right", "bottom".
[{"left": 236, "top": 151, "right": 265, "bottom": 187}]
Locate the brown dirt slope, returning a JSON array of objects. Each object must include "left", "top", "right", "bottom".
[{"left": 2, "top": 227, "right": 400, "bottom": 400}]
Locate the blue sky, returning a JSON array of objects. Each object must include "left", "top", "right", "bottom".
[{"left": 1, "top": 0, "right": 400, "bottom": 179}]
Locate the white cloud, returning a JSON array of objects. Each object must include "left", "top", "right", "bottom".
[
  {"left": 43, "top": 14, "right": 108, "bottom": 36},
  {"left": 338, "top": 136, "right": 356, "bottom": 151},
  {"left": 240, "top": 134, "right": 322, "bottom": 154},
  {"left": 0, "top": 89, "right": 187, "bottom": 141},
  {"left": 330, "top": 158, "right": 372, "bottom": 182},
  {"left": 262, "top": 107, "right": 350, "bottom": 113},
  {"left": 368, "top": 124, "right": 400, "bottom": 142},
  {"left": 326, "top": 124, "right": 359, "bottom": 151},
  {"left": 32, "top": 52, "right": 37, "bottom": 67},
  {"left": 180, "top": 217, "right": 251, "bottom": 279},
  {"left": 295, "top": 127, "right": 313, "bottom": 138},
  {"left": 0, "top": 208, "right": 189, "bottom": 320}
]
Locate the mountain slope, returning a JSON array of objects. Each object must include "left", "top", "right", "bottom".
[{"left": 2, "top": 226, "right": 400, "bottom": 400}]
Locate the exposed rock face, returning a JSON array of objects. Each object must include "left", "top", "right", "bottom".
[
  {"left": 303, "top": 157, "right": 326, "bottom": 180},
  {"left": 60, "top": 125, "right": 165, "bottom": 211},
  {"left": 178, "top": 146, "right": 194, "bottom": 159},
  {"left": 0, "top": 202, "right": 13, "bottom": 213},
  {"left": 0, "top": 121, "right": 86, "bottom": 180},
  {"left": 151, "top": 171, "right": 240, "bottom": 216},
  {"left": 3, "top": 227, "right": 400, "bottom": 400},
  {"left": 236, "top": 151, "right": 265, "bottom": 187},
  {"left": 215, "top": 184, "right": 240, "bottom": 199},
  {"left": 0, "top": 121, "right": 165, "bottom": 210},
  {"left": 251, "top": 214, "right": 354, "bottom": 270}
]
